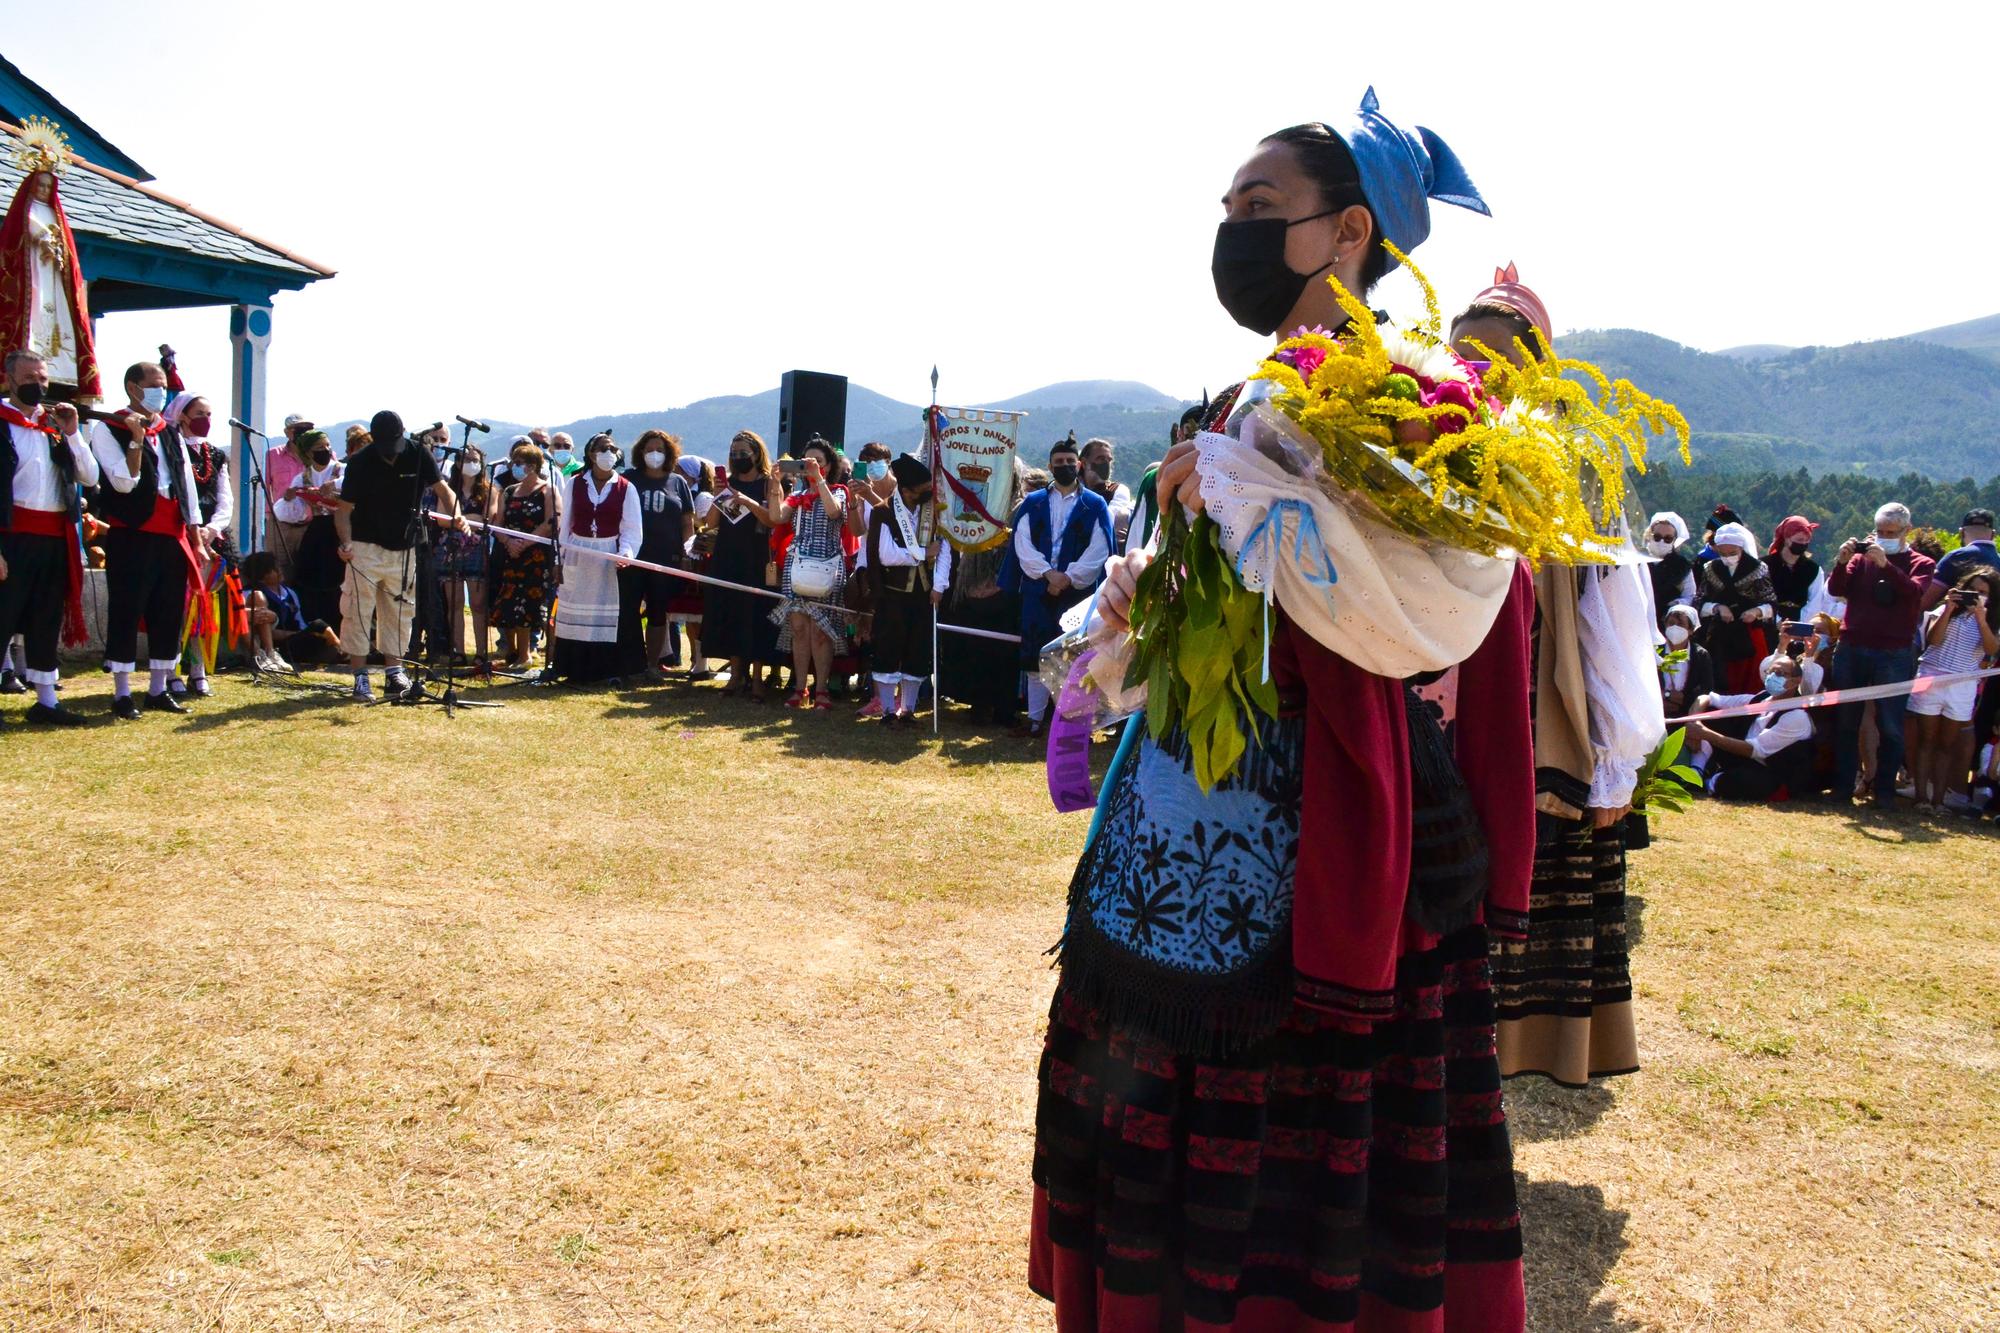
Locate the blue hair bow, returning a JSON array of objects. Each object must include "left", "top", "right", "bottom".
[{"left": 1337, "top": 86, "right": 1489, "bottom": 253}]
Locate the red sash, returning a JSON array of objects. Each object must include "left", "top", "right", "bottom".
[{"left": 1, "top": 506, "right": 87, "bottom": 646}]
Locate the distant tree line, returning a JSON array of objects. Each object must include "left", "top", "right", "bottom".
[{"left": 1630, "top": 467, "right": 2000, "bottom": 548}]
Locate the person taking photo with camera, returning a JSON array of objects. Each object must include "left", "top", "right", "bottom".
[
  {"left": 1906, "top": 564, "right": 2000, "bottom": 812},
  {"left": 333, "top": 410, "right": 468, "bottom": 703},
  {"left": 1827, "top": 502, "right": 1936, "bottom": 807}
]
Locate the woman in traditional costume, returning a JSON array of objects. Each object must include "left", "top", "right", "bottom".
[
  {"left": 548, "top": 433, "right": 641, "bottom": 684},
  {"left": 1448, "top": 269, "right": 1664, "bottom": 1089},
  {"left": 1696, "top": 521, "right": 1776, "bottom": 695},
  {"left": 1029, "top": 91, "right": 1537, "bottom": 1333},
  {"left": 1642, "top": 511, "right": 1696, "bottom": 629}
]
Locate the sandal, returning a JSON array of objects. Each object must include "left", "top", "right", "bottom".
[
  {"left": 785, "top": 689, "right": 809, "bottom": 708},
  {"left": 813, "top": 690, "right": 833, "bottom": 711}
]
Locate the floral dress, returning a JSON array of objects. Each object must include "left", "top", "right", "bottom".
[{"left": 489, "top": 485, "right": 551, "bottom": 629}]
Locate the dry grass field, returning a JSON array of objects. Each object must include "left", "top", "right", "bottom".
[{"left": 3, "top": 670, "right": 1997, "bottom": 1331}]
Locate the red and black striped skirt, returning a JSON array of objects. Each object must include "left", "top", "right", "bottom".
[{"left": 1030, "top": 923, "right": 1525, "bottom": 1333}]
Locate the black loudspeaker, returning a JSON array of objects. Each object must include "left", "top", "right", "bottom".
[{"left": 778, "top": 370, "right": 848, "bottom": 457}]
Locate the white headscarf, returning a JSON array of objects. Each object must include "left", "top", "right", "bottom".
[
  {"left": 163, "top": 391, "right": 202, "bottom": 433},
  {"left": 1713, "top": 522, "right": 1758, "bottom": 557},
  {"left": 1648, "top": 511, "right": 1690, "bottom": 547}
]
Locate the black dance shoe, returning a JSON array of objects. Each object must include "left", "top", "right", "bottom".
[
  {"left": 111, "top": 695, "right": 143, "bottom": 721},
  {"left": 25, "top": 702, "right": 87, "bottom": 727},
  {"left": 146, "top": 691, "right": 189, "bottom": 714}
]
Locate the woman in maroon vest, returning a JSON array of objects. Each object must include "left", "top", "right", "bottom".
[{"left": 548, "top": 433, "right": 641, "bottom": 685}]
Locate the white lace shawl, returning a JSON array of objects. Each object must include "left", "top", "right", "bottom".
[{"left": 1193, "top": 429, "right": 1516, "bottom": 678}]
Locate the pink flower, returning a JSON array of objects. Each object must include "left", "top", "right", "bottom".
[
  {"left": 1288, "top": 345, "right": 1328, "bottom": 381},
  {"left": 1426, "top": 380, "right": 1477, "bottom": 435}
]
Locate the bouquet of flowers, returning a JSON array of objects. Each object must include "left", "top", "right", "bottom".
[{"left": 1118, "top": 245, "right": 1690, "bottom": 791}]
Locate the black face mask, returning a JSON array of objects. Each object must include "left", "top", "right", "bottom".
[
  {"left": 729, "top": 453, "right": 752, "bottom": 473},
  {"left": 1087, "top": 459, "right": 1113, "bottom": 483},
  {"left": 1210, "top": 209, "right": 1338, "bottom": 336},
  {"left": 311, "top": 448, "right": 332, "bottom": 465},
  {"left": 1050, "top": 463, "right": 1080, "bottom": 487},
  {"left": 14, "top": 381, "right": 44, "bottom": 407},
  {"left": 1789, "top": 542, "right": 1809, "bottom": 556}
]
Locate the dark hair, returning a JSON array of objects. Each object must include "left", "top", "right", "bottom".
[
  {"left": 1259, "top": 125, "right": 1391, "bottom": 290},
  {"left": 635, "top": 429, "right": 681, "bottom": 471},
  {"left": 857, "top": 441, "right": 892, "bottom": 463},
  {"left": 124, "top": 361, "right": 159, "bottom": 388},
  {"left": 455, "top": 442, "right": 491, "bottom": 510},
  {"left": 241, "top": 550, "right": 280, "bottom": 586},
  {"left": 1953, "top": 563, "right": 2000, "bottom": 629},
  {"left": 1050, "top": 430, "right": 1079, "bottom": 463},
  {"left": 1449, "top": 302, "right": 1546, "bottom": 362}
]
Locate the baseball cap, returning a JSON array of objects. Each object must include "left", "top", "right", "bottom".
[
  {"left": 284, "top": 413, "right": 314, "bottom": 430},
  {"left": 1961, "top": 508, "right": 1995, "bottom": 530}
]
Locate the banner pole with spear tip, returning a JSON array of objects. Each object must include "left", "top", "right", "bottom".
[{"left": 928, "top": 365, "right": 941, "bottom": 737}]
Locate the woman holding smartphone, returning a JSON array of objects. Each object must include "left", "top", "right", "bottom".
[
  {"left": 701, "top": 430, "right": 782, "bottom": 700},
  {"left": 1907, "top": 566, "right": 2000, "bottom": 811}
]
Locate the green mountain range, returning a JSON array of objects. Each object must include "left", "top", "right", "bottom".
[{"left": 342, "top": 314, "right": 2000, "bottom": 486}]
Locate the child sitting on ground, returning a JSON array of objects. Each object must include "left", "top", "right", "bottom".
[{"left": 241, "top": 551, "right": 340, "bottom": 673}]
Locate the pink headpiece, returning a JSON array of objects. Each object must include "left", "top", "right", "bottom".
[{"left": 1472, "top": 262, "right": 1553, "bottom": 344}]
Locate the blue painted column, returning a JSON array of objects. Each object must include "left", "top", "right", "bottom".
[{"left": 229, "top": 303, "right": 272, "bottom": 553}]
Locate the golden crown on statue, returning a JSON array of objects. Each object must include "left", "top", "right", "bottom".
[{"left": 10, "top": 116, "right": 71, "bottom": 176}]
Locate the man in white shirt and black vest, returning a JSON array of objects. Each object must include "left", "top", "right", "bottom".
[
  {"left": 866, "top": 453, "right": 953, "bottom": 726},
  {"left": 87, "top": 359, "right": 204, "bottom": 720},
  {"left": 1002, "top": 432, "right": 1112, "bottom": 738},
  {"left": 0, "top": 349, "right": 95, "bottom": 725}
]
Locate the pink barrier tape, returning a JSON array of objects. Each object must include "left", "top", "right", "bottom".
[
  {"left": 431, "top": 513, "right": 1019, "bottom": 643},
  {"left": 1664, "top": 666, "right": 2000, "bottom": 725}
]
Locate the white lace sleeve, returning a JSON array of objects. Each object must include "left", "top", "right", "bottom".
[
  {"left": 1579, "top": 562, "right": 1668, "bottom": 808},
  {"left": 1194, "top": 427, "right": 1515, "bottom": 677}
]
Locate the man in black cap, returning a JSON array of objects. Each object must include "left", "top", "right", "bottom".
[
  {"left": 867, "top": 453, "right": 952, "bottom": 726},
  {"left": 1923, "top": 508, "right": 1999, "bottom": 612},
  {"left": 333, "top": 410, "right": 469, "bottom": 702}
]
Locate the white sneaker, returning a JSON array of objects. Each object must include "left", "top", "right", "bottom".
[
  {"left": 251, "top": 651, "right": 273, "bottom": 673},
  {"left": 352, "top": 674, "right": 375, "bottom": 703},
  {"left": 268, "top": 651, "right": 295, "bottom": 674}
]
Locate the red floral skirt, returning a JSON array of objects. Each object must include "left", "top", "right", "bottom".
[{"left": 1029, "top": 924, "right": 1525, "bottom": 1333}]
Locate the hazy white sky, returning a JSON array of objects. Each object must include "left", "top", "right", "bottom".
[{"left": 18, "top": 2, "right": 1997, "bottom": 428}]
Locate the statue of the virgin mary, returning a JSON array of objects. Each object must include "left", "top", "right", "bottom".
[{"left": 0, "top": 116, "right": 100, "bottom": 400}]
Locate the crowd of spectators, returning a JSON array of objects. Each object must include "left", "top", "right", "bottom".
[
  {"left": 5, "top": 351, "right": 1994, "bottom": 821},
  {"left": 1658, "top": 502, "right": 1999, "bottom": 818}
]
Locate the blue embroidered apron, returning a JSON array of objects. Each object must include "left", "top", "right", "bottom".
[{"left": 1056, "top": 708, "right": 1304, "bottom": 1052}]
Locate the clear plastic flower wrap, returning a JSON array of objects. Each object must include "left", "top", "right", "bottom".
[{"left": 1036, "top": 591, "right": 1146, "bottom": 734}]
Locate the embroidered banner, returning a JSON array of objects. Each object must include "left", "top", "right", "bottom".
[{"left": 930, "top": 406, "right": 1022, "bottom": 553}]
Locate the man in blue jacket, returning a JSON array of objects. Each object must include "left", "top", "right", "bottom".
[{"left": 1002, "top": 432, "right": 1112, "bottom": 737}]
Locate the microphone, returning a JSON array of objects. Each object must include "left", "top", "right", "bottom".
[
  {"left": 228, "top": 418, "right": 268, "bottom": 437},
  {"left": 456, "top": 415, "right": 491, "bottom": 433}
]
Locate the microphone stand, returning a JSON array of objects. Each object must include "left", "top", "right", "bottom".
[{"left": 398, "top": 424, "right": 501, "bottom": 713}]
